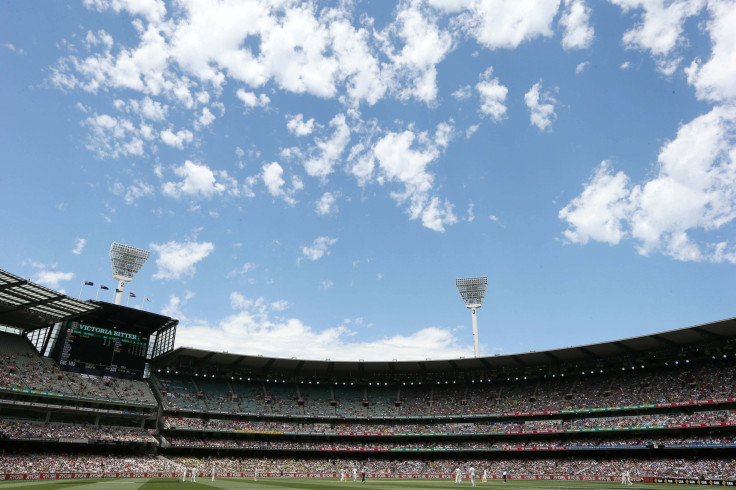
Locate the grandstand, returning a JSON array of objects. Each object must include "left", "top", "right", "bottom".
[{"left": 2, "top": 268, "right": 736, "bottom": 485}]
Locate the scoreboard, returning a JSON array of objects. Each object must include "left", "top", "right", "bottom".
[{"left": 52, "top": 320, "right": 149, "bottom": 377}]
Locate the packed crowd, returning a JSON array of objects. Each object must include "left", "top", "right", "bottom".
[
  {"left": 0, "top": 352, "right": 156, "bottom": 405},
  {"left": 166, "top": 455, "right": 736, "bottom": 479},
  {"left": 0, "top": 453, "right": 171, "bottom": 474},
  {"left": 164, "top": 433, "right": 736, "bottom": 450},
  {"left": 154, "top": 358, "right": 736, "bottom": 416},
  {"left": 0, "top": 420, "right": 158, "bottom": 444},
  {"left": 1, "top": 452, "right": 735, "bottom": 479},
  {"left": 163, "top": 409, "right": 736, "bottom": 433}
]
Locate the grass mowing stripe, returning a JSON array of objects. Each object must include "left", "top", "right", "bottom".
[{"left": 0, "top": 482, "right": 101, "bottom": 490}]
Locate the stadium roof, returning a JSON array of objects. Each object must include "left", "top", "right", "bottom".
[
  {"left": 77, "top": 301, "right": 178, "bottom": 337},
  {"left": 153, "top": 316, "right": 736, "bottom": 380},
  {"left": 0, "top": 269, "right": 100, "bottom": 330}
]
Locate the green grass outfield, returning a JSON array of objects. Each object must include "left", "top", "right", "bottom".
[{"left": 0, "top": 478, "right": 668, "bottom": 490}]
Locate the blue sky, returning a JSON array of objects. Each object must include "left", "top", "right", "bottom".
[{"left": 2, "top": 0, "right": 735, "bottom": 361}]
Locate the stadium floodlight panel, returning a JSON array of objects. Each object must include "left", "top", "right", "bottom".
[
  {"left": 110, "top": 243, "right": 150, "bottom": 281},
  {"left": 456, "top": 276, "right": 488, "bottom": 308}
]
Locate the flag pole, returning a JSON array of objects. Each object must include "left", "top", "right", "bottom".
[{"left": 78, "top": 282, "right": 84, "bottom": 300}]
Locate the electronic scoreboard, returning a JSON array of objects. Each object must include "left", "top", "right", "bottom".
[{"left": 53, "top": 320, "right": 149, "bottom": 377}]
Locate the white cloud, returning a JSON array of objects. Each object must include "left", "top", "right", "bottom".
[
  {"left": 465, "top": 202, "right": 475, "bottom": 222},
  {"left": 476, "top": 67, "right": 508, "bottom": 122},
  {"left": 559, "top": 161, "right": 632, "bottom": 245},
  {"left": 27, "top": 261, "right": 75, "bottom": 289},
  {"left": 162, "top": 160, "right": 238, "bottom": 199},
  {"left": 83, "top": 0, "right": 166, "bottom": 24},
  {"left": 114, "top": 96, "right": 167, "bottom": 121},
  {"left": 611, "top": 0, "right": 705, "bottom": 74},
  {"left": 270, "top": 299, "right": 289, "bottom": 312},
  {"left": 160, "top": 128, "right": 194, "bottom": 148},
  {"left": 161, "top": 294, "right": 187, "bottom": 321},
  {"left": 315, "top": 191, "right": 338, "bottom": 216},
  {"left": 576, "top": 61, "right": 590, "bottom": 74},
  {"left": 420, "top": 196, "right": 458, "bottom": 231},
  {"left": 452, "top": 84, "right": 472, "bottom": 100},
  {"left": 372, "top": 128, "right": 457, "bottom": 232},
  {"left": 235, "top": 89, "right": 270, "bottom": 108},
  {"left": 434, "top": 121, "right": 454, "bottom": 148},
  {"left": 685, "top": 0, "right": 736, "bottom": 102},
  {"left": 82, "top": 113, "right": 144, "bottom": 158},
  {"left": 320, "top": 279, "right": 334, "bottom": 290},
  {"left": 3, "top": 43, "right": 26, "bottom": 55},
  {"left": 227, "top": 262, "right": 256, "bottom": 278},
  {"left": 465, "top": 124, "right": 479, "bottom": 138},
  {"left": 620, "top": 61, "right": 632, "bottom": 70},
  {"left": 560, "top": 0, "right": 594, "bottom": 50},
  {"left": 35, "top": 270, "right": 75, "bottom": 290},
  {"left": 55, "top": 0, "right": 575, "bottom": 168},
  {"left": 455, "top": 0, "right": 561, "bottom": 49},
  {"left": 174, "top": 296, "right": 473, "bottom": 360},
  {"left": 72, "top": 238, "right": 87, "bottom": 255},
  {"left": 383, "top": 1, "right": 454, "bottom": 104},
  {"left": 286, "top": 114, "right": 316, "bottom": 136},
  {"left": 560, "top": 105, "right": 736, "bottom": 263},
  {"left": 328, "top": 15, "right": 386, "bottom": 105},
  {"left": 262, "top": 161, "right": 292, "bottom": 205},
  {"left": 112, "top": 179, "right": 155, "bottom": 204},
  {"left": 197, "top": 107, "right": 215, "bottom": 127},
  {"left": 301, "top": 236, "right": 338, "bottom": 262},
  {"left": 258, "top": 4, "right": 340, "bottom": 97},
  {"left": 524, "top": 81, "right": 557, "bottom": 131},
  {"left": 304, "top": 113, "right": 351, "bottom": 178},
  {"left": 150, "top": 240, "right": 215, "bottom": 280}
]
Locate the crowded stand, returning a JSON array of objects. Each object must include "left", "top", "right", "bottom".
[
  {"left": 0, "top": 452, "right": 173, "bottom": 474},
  {"left": 152, "top": 358, "right": 736, "bottom": 418},
  {"left": 164, "top": 455, "right": 736, "bottom": 479},
  {"left": 163, "top": 409, "right": 736, "bottom": 433},
  {"left": 163, "top": 433, "right": 736, "bottom": 451},
  {"left": 0, "top": 351, "right": 156, "bottom": 405},
  {"left": 0, "top": 419, "right": 157, "bottom": 444},
  {"left": 2, "top": 306, "right": 736, "bottom": 484},
  {"left": 2, "top": 451, "right": 736, "bottom": 480}
]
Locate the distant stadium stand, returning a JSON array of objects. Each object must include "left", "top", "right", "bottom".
[{"left": 3, "top": 264, "right": 736, "bottom": 483}]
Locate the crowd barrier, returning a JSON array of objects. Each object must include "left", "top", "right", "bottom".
[
  {"left": 6, "top": 472, "right": 736, "bottom": 484},
  {"left": 644, "top": 477, "right": 736, "bottom": 486},
  {"left": 0, "top": 472, "right": 620, "bottom": 481}
]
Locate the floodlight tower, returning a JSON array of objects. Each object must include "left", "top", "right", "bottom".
[
  {"left": 109, "top": 242, "right": 150, "bottom": 305},
  {"left": 456, "top": 276, "right": 488, "bottom": 358}
]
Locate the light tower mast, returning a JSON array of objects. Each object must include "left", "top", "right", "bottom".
[
  {"left": 456, "top": 276, "right": 488, "bottom": 358},
  {"left": 109, "top": 243, "right": 150, "bottom": 305}
]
